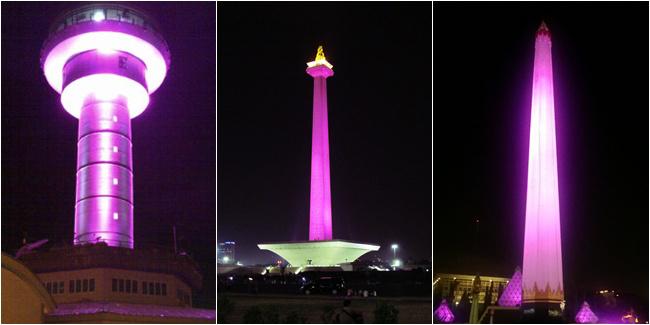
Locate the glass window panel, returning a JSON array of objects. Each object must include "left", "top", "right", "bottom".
[
  {"left": 76, "top": 279, "right": 81, "bottom": 292},
  {"left": 119, "top": 279, "right": 124, "bottom": 292},
  {"left": 126, "top": 280, "right": 131, "bottom": 293},
  {"left": 162, "top": 283, "right": 167, "bottom": 296},
  {"left": 83, "top": 279, "right": 88, "bottom": 292},
  {"left": 70, "top": 280, "right": 75, "bottom": 293},
  {"left": 112, "top": 278, "right": 117, "bottom": 292},
  {"left": 89, "top": 279, "right": 95, "bottom": 292},
  {"left": 155, "top": 283, "right": 161, "bottom": 296}
]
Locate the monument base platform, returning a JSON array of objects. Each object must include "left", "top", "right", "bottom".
[{"left": 258, "top": 240, "right": 380, "bottom": 267}]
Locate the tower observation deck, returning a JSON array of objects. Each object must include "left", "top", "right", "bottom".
[{"left": 41, "top": 4, "right": 171, "bottom": 248}]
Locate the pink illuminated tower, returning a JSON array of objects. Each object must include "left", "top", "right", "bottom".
[
  {"left": 306, "top": 46, "right": 334, "bottom": 241},
  {"left": 521, "top": 21, "right": 564, "bottom": 320},
  {"left": 41, "top": 4, "right": 170, "bottom": 248},
  {"left": 257, "top": 47, "right": 379, "bottom": 268}
]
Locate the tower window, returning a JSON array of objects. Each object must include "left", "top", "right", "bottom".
[
  {"left": 89, "top": 279, "right": 95, "bottom": 292},
  {"left": 83, "top": 279, "right": 88, "bottom": 292},
  {"left": 155, "top": 282, "right": 161, "bottom": 296},
  {"left": 119, "top": 279, "right": 124, "bottom": 292},
  {"left": 70, "top": 280, "right": 74, "bottom": 293},
  {"left": 143, "top": 281, "right": 148, "bottom": 294},
  {"left": 113, "top": 212, "right": 119, "bottom": 220},
  {"left": 46, "top": 282, "right": 52, "bottom": 294},
  {"left": 59, "top": 281, "right": 64, "bottom": 294},
  {"left": 113, "top": 146, "right": 118, "bottom": 153},
  {"left": 126, "top": 279, "right": 131, "bottom": 293},
  {"left": 133, "top": 280, "right": 138, "bottom": 293},
  {"left": 76, "top": 279, "right": 81, "bottom": 292},
  {"left": 162, "top": 283, "right": 167, "bottom": 296},
  {"left": 112, "top": 278, "right": 117, "bottom": 292},
  {"left": 113, "top": 178, "right": 119, "bottom": 185},
  {"left": 149, "top": 282, "right": 154, "bottom": 295}
]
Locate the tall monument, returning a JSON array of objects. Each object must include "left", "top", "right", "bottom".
[
  {"left": 307, "top": 46, "right": 334, "bottom": 241},
  {"left": 521, "top": 21, "right": 564, "bottom": 321},
  {"left": 258, "top": 47, "right": 379, "bottom": 269}
]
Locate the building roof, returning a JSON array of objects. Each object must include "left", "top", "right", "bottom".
[{"left": 18, "top": 243, "right": 203, "bottom": 289}]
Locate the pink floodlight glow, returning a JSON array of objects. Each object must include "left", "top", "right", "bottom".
[
  {"left": 575, "top": 301, "right": 599, "bottom": 324},
  {"left": 61, "top": 74, "right": 149, "bottom": 119},
  {"left": 42, "top": 31, "right": 168, "bottom": 94},
  {"left": 434, "top": 299, "right": 455, "bottom": 323},
  {"left": 522, "top": 22, "right": 564, "bottom": 304},
  {"left": 306, "top": 48, "right": 334, "bottom": 241}
]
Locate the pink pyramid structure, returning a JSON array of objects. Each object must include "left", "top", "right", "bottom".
[
  {"left": 498, "top": 267, "right": 522, "bottom": 307},
  {"left": 575, "top": 301, "right": 599, "bottom": 324},
  {"left": 434, "top": 299, "right": 454, "bottom": 323}
]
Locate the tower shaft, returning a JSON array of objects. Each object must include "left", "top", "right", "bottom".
[
  {"left": 308, "top": 73, "right": 333, "bottom": 241},
  {"left": 75, "top": 100, "right": 134, "bottom": 248},
  {"left": 522, "top": 22, "right": 564, "bottom": 316},
  {"left": 306, "top": 47, "right": 334, "bottom": 241}
]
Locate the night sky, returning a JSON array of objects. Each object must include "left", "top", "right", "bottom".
[
  {"left": 1, "top": 2, "right": 216, "bottom": 308},
  {"left": 433, "top": 2, "right": 648, "bottom": 301},
  {"left": 217, "top": 3, "right": 433, "bottom": 264}
]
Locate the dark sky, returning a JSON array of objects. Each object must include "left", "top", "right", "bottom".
[
  {"left": 217, "top": 3, "right": 433, "bottom": 264},
  {"left": 433, "top": 2, "right": 648, "bottom": 301},
  {"left": 1, "top": 2, "right": 216, "bottom": 308}
]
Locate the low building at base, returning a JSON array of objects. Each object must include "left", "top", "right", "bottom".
[{"left": 4, "top": 243, "right": 215, "bottom": 323}]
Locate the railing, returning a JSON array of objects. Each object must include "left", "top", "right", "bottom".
[{"left": 48, "top": 4, "right": 161, "bottom": 35}]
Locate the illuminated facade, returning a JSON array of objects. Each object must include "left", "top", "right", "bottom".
[
  {"left": 258, "top": 47, "right": 379, "bottom": 267},
  {"left": 218, "top": 241, "right": 236, "bottom": 264},
  {"left": 434, "top": 273, "right": 509, "bottom": 305},
  {"left": 521, "top": 21, "right": 565, "bottom": 318},
  {"left": 41, "top": 4, "right": 171, "bottom": 248}
]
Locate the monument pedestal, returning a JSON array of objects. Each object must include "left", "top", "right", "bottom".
[{"left": 258, "top": 240, "right": 379, "bottom": 268}]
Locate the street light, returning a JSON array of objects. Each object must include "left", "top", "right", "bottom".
[
  {"left": 391, "top": 244, "right": 398, "bottom": 259},
  {"left": 223, "top": 256, "right": 230, "bottom": 263}
]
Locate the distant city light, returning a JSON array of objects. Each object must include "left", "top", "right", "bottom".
[
  {"left": 236, "top": 261, "right": 243, "bottom": 266},
  {"left": 392, "top": 259, "right": 401, "bottom": 267},
  {"left": 223, "top": 256, "right": 229, "bottom": 263},
  {"left": 391, "top": 244, "right": 398, "bottom": 249}
]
